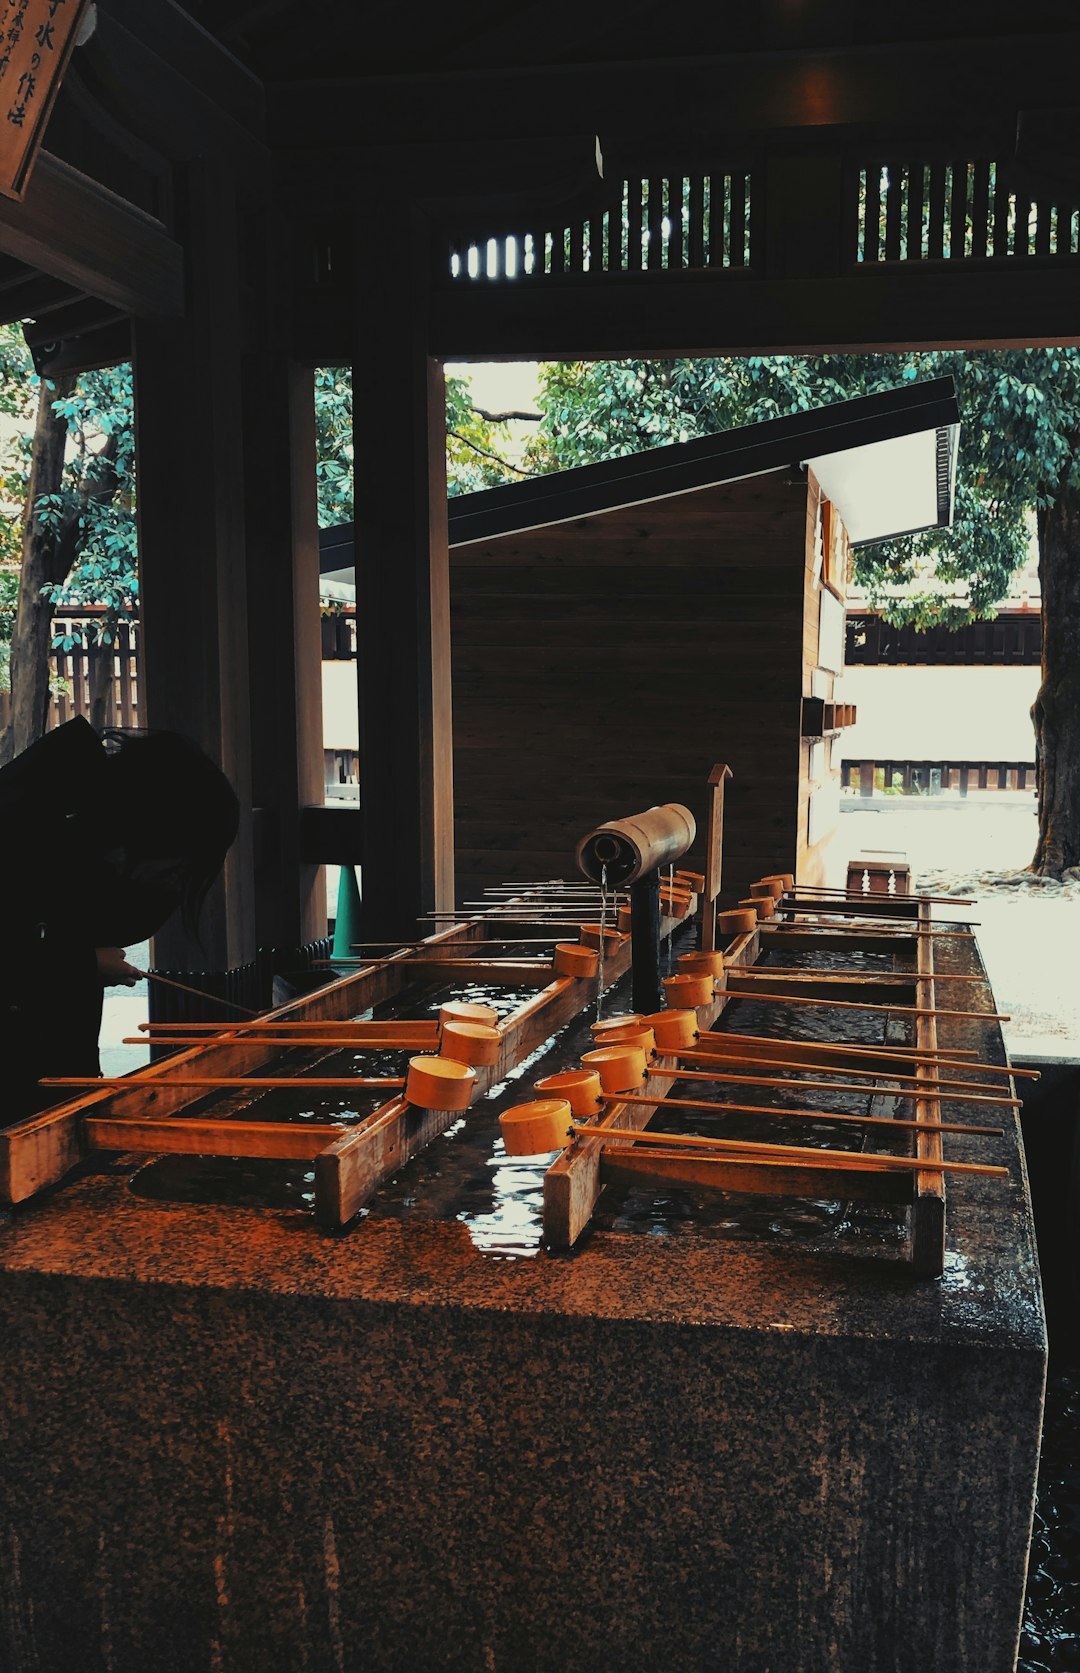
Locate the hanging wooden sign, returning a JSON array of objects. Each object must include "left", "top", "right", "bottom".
[{"left": 0, "top": 0, "right": 89, "bottom": 202}]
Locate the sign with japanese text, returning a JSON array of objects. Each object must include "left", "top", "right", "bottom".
[{"left": 0, "top": 0, "right": 88, "bottom": 201}]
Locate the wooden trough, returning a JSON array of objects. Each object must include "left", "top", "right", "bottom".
[{"left": 1, "top": 886, "right": 687, "bottom": 1231}]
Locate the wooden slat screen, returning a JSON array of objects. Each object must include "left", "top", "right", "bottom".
[
  {"left": 853, "top": 158, "right": 1080, "bottom": 264},
  {"left": 443, "top": 168, "right": 755, "bottom": 283}
]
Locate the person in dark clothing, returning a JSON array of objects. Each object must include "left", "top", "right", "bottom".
[{"left": 0, "top": 717, "right": 240, "bottom": 1121}]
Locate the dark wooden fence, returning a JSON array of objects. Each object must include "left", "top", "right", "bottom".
[
  {"left": 0, "top": 617, "right": 140, "bottom": 735},
  {"left": 842, "top": 759, "right": 1037, "bottom": 795},
  {"left": 321, "top": 613, "right": 356, "bottom": 659},
  {"left": 849, "top": 615, "right": 1043, "bottom": 665},
  {"left": 845, "top": 612, "right": 1041, "bottom": 665}
]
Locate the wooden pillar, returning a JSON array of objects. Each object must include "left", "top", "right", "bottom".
[
  {"left": 241, "top": 202, "right": 326, "bottom": 954},
  {"left": 242, "top": 348, "right": 327, "bottom": 954},
  {"left": 132, "top": 161, "right": 255, "bottom": 973},
  {"left": 764, "top": 152, "right": 845, "bottom": 281},
  {"left": 352, "top": 217, "right": 454, "bottom": 941}
]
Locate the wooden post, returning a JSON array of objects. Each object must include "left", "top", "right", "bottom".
[
  {"left": 241, "top": 209, "right": 327, "bottom": 951},
  {"left": 353, "top": 211, "right": 454, "bottom": 941},
  {"left": 630, "top": 869, "right": 662, "bottom": 1013},
  {"left": 132, "top": 160, "right": 255, "bottom": 973},
  {"left": 911, "top": 898, "right": 947, "bottom": 1277},
  {"left": 700, "top": 762, "right": 733, "bottom": 953}
]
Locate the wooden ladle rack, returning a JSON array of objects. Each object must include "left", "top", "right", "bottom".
[
  {"left": 541, "top": 889, "right": 1019, "bottom": 1278},
  {"left": 0, "top": 884, "right": 683, "bottom": 1229}
]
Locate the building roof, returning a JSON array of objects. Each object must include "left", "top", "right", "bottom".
[{"left": 319, "top": 377, "right": 960, "bottom": 587}]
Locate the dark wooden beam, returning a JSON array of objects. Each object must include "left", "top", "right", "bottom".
[
  {"left": 0, "top": 150, "right": 182, "bottom": 318},
  {"left": 95, "top": 0, "right": 264, "bottom": 135},
  {"left": 27, "top": 318, "right": 132, "bottom": 377},
  {"left": 268, "top": 34, "right": 1080, "bottom": 152},
  {"left": 76, "top": 5, "right": 265, "bottom": 180},
  {"left": 426, "top": 265, "right": 1080, "bottom": 361}
]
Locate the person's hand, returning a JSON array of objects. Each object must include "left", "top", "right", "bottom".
[{"left": 95, "top": 946, "right": 142, "bottom": 987}]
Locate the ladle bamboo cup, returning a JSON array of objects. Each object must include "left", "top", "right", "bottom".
[
  {"left": 579, "top": 924, "right": 626, "bottom": 953},
  {"left": 660, "top": 882, "right": 695, "bottom": 908},
  {"left": 675, "top": 870, "right": 706, "bottom": 892},
  {"left": 739, "top": 895, "right": 776, "bottom": 920},
  {"left": 439, "top": 1020, "right": 502, "bottom": 1067},
  {"left": 642, "top": 1008, "right": 700, "bottom": 1051},
  {"left": 677, "top": 950, "right": 725, "bottom": 978},
  {"left": 554, "top": 943, "right": 600, "bottom": 978},
  {"left": 533, "top": 1070, "right": 604, "bottom": 1118},
  {"left": 591, "top": 1014, "right": 645, "bottom": 1038},
  {"left": 588, "top": 1023, "right": 657, "bottom": 1055},
  {"left": 499, "top": 1099, "right": 575, "bottom": 1154},
  {"left": 580, "top": 1044, "right": 649, "bottom": 1092},
  {"left": 404, "top": 1055, "right": 477, "bottom": 1110},
  {"left": 751, "top": 879, "right": 785, "bottom": 900},
  {"left": 617, "top": 905, "right": 633, "bottom": 933},
  {"left": 717, "top": 908, "right": 757, "bottom": 938},
  {"left": 440, "top": 1000, "right": 499, "bottom": 1030},
  {"left": 498, "top": 1106, "right": 1008, "bottom": 1179},
  {"left": 663, "top": 972, "right": 716, "bottom": 1008}
]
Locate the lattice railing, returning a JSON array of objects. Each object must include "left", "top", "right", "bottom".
[
  {"left": 443, "top": 168, "right": 755, "bottom": 283},
  {"left": 852, "top": 158, "right": 1080, "bottom": 264}
]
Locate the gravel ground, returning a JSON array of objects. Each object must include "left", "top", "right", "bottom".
[{"left": 840, "top": 798, "right": 1080, "bottom": 1059}]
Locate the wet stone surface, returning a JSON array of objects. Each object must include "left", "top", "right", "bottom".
[
  {"left": 1020, "top": 1362, "right": 1080, "bottom": 1673},
  {"left": 0, "top": 918, "right": 1047, "bottom": 1673}
]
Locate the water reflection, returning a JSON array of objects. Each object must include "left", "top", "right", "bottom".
[
  {"left": 458, "top": 1143, "right": 552, "bottom": 1259},
  {"left": 131, "top": 942, "right": 923, "bottom": 1262}
]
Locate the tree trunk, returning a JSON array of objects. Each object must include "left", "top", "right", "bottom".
[
  {"left": 0, "top": 374, "right": 75, "bottom": 765},
  {"left": 1030, "top": 479, "right": 1080, "bottom": 875}
]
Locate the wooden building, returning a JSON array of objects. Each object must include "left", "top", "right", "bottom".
[
  {"left": 0, "top": 0, "right": 1075, "bottom": 954},
  {"left": 447, "top": 379, "right": 958, "bottom": 903}
]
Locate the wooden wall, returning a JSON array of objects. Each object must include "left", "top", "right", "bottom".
[
  {"left": 797, "top": 470, "right": 849, "bottom": 887},
  {"left": 450, "top": 472, "right": 810, "bottom": 907}
]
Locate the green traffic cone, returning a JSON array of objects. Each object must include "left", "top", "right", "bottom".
[{"left": 332, "top": 864, "right": 362, "bottom": 960}]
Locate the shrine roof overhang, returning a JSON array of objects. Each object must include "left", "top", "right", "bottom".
[{"left": 444, "top": 377, "right": 960, "bottom": 550}]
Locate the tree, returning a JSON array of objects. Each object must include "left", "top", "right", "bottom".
[
  {"left": 314, "top": 366, "right": 354, "bottom": 527},
  {"left": 312, "top": 367, "right": 524, "bottom": 523},
  {"left": 523, "top": 349, "right": 1080, "bottom": 875},
  {"left": 0, "top": 331, "right": 137, "bottom": 763}
]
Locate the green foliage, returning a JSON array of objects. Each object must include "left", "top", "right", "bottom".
[
  {"left": 0, "top": 565, "right": 18, "bottom": 690},
  {"left": 314, "top": 366, "right": 354, "bottom": 527},
  {"left": 445, "top": 374, "right": 528, "bottom": 495},
  {"left": 526, "top": 349, "right": 1080, "bottom": 628},
  {"left": 40, "top": 363, "right": 138, "bottom": 641},
  {"left": 0, "top": 327, "right": 139, "bottom": 648},
  {"left": 0, "top": 325, "right": 37, "bottom": 568}
]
